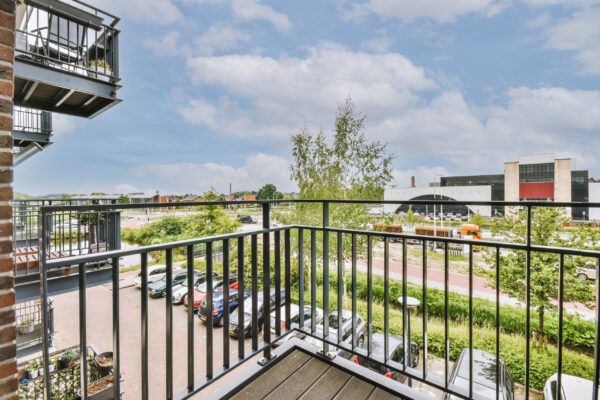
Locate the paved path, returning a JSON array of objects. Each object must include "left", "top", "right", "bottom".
[{"left": 358, "top": 257, "right": 594, "bottom": 319}]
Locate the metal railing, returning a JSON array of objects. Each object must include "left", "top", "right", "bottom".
[
  {"left": 12, "top": 198, "right": 120, "bottom": 277},
  {"left": 15, "top": 0, "right": 120, "bottom": 82},
  {"left": 13, "top": 107, "right": 52, "bottom": 136},
  {"left": 35, "top": 199, "right": 600, "bottom": 400}
]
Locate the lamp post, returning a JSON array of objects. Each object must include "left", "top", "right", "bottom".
[{"left": 398, "top": 296, "right": 420, "bottom": 386}]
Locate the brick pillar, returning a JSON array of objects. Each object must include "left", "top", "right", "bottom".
[{"left": 0, "top": 0, "right": 15, "bottom": 398}]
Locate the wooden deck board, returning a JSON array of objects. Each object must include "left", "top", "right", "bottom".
[
  {"left": 333, "top": 376, "right": 377, "bottom": 400},
  {"left": 299, "top": 363, "right": 352, "bottom": 400},
  {"left": 263, "top": 357, "right": 330, "bottom": 400},
  {"left": 230, "top": 350, "right": 312, "bottom": 400},
  {"left": 368, "top": 387, "right": 403, "bottom": 400}
]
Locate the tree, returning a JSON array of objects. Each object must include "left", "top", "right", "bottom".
[
  {"left": 117, "top": 195, "right": 130, "bottom": 204},
  {"left": 406, "top": 205, "right": 417, "bottom": 226},
  {"left": 469, "top": 212, "right": 485, "bottom": 227},
  {"left": 278, "top": 97, "right": 394, "bottom": 306},
  {"left": 257, "top": 184, "right": 283, "bottom": 200},
  {"left": 487, "top": 207, "right": 595, "bottom": 344}
]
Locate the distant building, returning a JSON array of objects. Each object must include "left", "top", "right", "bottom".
[
  {"left": 385, "top": 154, "right": 595, "bottom": 220},
  {"left": 242, "top": 194, "right": 256, "bottom": 201}
]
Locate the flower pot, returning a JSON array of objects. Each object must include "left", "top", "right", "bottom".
[
  {"left": 58, "top": 354, "right": 80, "bottom": 370},
  {"left": 37, "top": 368, "right": 44, "bottom": 377},
  {"left": 28, "top": 370, "right": 38, "bottom": 380},
  {"left": 94, "top": 352, "right": 114, "bottom": 377},
  {"left": 17, "top": 322, "right": 34, "bottom": 335},
  {"left": 49, "top": 364, "right": 56, "bottom": 373}
]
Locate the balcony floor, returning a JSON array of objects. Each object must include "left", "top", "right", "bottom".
[{"left": 206, "top": 338, "right": 430, "bottom": 400}]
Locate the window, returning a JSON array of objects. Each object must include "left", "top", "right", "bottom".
[{"left": 519, "top": 163, "right": 554, "bottom": 183}]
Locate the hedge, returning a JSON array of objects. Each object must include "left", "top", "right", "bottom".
[{"left": 296, "top": 289, "right": 594, "bottom": 391}]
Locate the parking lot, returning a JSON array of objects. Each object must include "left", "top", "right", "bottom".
[{"left": 50, "top": 270, "right": 538, "bottom": 400}]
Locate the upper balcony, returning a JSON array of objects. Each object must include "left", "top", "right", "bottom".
[
  {"left": 21, "top": 199, "right": 600, "bottom": 400},
  {"left": 14, "top": 0, "right": 122, "bottom": 118}
]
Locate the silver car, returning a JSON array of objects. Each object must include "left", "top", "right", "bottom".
[
  {"left": 171, "top": 271, "right": 219, "bottom": 305},
  {"left": 544, "top": 374, "right": 596, "bottom": 400},
  {"left": 270, "top": 304, "right": 323, "bottom": 346}
]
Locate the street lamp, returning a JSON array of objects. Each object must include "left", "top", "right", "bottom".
[{"left": 397, "top": 296, "right": 420, "bottom": 386}]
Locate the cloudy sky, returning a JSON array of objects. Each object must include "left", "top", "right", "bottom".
[{"left": 14, "top": 0, "right": 600, "bottom": 196}]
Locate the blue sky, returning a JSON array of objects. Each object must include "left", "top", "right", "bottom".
[{"left": 15, "top": 0, "right": 600, "bottom": 196}]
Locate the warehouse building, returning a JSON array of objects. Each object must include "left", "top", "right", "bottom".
[{"left": 385, "top": 154, "right": 597, "bottom": 220}]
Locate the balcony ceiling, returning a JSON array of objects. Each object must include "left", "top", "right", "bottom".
[{"left": 14, "top": 58, "right": 122, "bottom": 118}]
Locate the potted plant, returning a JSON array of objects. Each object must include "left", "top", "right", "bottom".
[
  {"left": 26, "top": 360, "right": 39, "bottom": 380},
  {"left": 58, "top": 349, "right": 79, "bottom": 370},
  {"left": 17, "top": 318, "right": 35, "bottom": 335},
  {"left": 49, "top": 357, "right": 58, "bottom": 373},
  {"left": 89, "top": 60, "right": 112, "bottom": 82}
]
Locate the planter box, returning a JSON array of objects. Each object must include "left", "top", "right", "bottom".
[
  {"left": 82, "top": 376, "right": 123, "bottom": 400},
  {"left": 17, "top": 323, "right": 34, "bottom": 335}
]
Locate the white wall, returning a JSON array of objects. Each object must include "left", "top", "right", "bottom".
[
  {"left": 383, "top": 185, "right": 492, "bottom": 216},
  {"left": 590, "top": 182, "right": 600, "bottom": 221}
]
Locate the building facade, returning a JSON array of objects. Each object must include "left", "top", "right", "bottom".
[{"left": 385, "top": 154, "right": 595, "bottom": 220}]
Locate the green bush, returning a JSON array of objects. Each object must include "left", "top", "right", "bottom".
[
  {"left": 296, "top": 289, "right": 594, "bottom": 391},
  {"left": 309, "top": 270, "right": 596, "bottom": 348}
]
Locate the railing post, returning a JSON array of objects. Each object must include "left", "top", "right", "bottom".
[
  {"left": 322, "top": 201, "right": 329, "bottom": 354},
  {"left": 39, "top": 206, "right": 52, "bottom": 398},
  {"left": 262, "top": 202, "right": 272, "bottom": 360}
]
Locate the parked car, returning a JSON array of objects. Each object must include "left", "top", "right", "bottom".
[
  {"left": 229, "top": 288, "right": 286, "bottom": 338},
  {"left": 575, "top": 263, "right": 597, "bottom": 280},
  {"left": 543, "top": 374, "right": 596, "bottom": 400},
  {"left": 269, "top": 304, "right": 323, "bottom": 345},
  {"left": 171, "top": 271, "right": 219, "bottom": 305},
  {"left": 354, "top": 333, "right": 418, "bottom": 382},
  {"left": 198, "top": 289, "right": 252, "bottom": 326},
  {"left": 445, "top": 349, "right": 514, "bottom": 400},
  {"left": 237, "top": 215, "right": 254, "bottom": 224},
  {"left": 183, "top": 276, "right": 239, "bottom": 311},
  {"left": 147, "top": 270, "right": 188, "bottom": 298},
  {"left": 293, "top": 310, "right": 367, "bottom": 357},
  {"left": 134, "top": 265, "right": 169, "bottom": 288}
]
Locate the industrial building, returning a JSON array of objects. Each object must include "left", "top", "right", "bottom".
[{"left": 385, "top": 154, "right": 599, "bottom": 220}]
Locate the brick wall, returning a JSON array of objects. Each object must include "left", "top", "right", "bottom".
[{"left": 0, "top": 0, "right": 15, "bottom": 398}]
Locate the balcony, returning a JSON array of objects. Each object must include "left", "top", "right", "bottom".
[
  {"left": 14, "top": 0, "right": 121, "bottom": 118},
  {"left": 26, "top": 200, "right": 600, "bottom": 399},
  {"left": 12, "top": 106, "right": 53, "bottom": 166}
]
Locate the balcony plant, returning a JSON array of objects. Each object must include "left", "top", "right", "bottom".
[
  {"left": 17, "top": 317, "right": 35, "bottom": 335},
  {"left": 48, "top": 357, "right": 58, "bottom": 373},
  {"left": 89, "top": 60, "right": 112, "bottom": 82},
  {"left": 58, "top": 349, "right": 79, "bottom": 370},
  {"left": 26, "top": 359, "right": 39, "bottom": 379}
]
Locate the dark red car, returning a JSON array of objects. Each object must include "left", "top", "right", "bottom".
[{"left": 183, "top": 276, "right": 239, "bottom": 311}]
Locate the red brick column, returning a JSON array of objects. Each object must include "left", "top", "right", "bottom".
[{"left": 0, "top": 0, "right": 15, "bottom": 398}]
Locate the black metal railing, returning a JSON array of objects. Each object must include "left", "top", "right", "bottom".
[
  {"left": 15, "top": 0, "right": 120, "bottom": 82},
  {"left": 12, "top": 198, "right": 120, "bottom": 277},
  {"left": 35, "top": 199, "right": 600, "bottom": 400}
]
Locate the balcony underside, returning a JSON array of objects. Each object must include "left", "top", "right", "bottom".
[
  {"left": 14, "top": 58, "right": 122, "bottom": 118},
  {"left": 205, "top": 338, "right": 425, "bottom": 400},
  {"left": 13, "top": 129, "right": 52, "bottom": 148}
]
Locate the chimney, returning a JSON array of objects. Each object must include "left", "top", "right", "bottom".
[{"left": 411, "top": 176, "right": 416, "bottom": 188}]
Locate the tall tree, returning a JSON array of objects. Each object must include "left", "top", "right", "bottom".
[
  {"left": 488, "top": 207, "right": 596, "bottom": 342},
  {"left": 257, "top": 184, "right": 283, "bottom": 200},
  {"left": 280, "top": 97, "right": 393, "bottom": 306}
]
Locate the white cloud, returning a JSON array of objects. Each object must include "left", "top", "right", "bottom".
[
  {"left": 182, "top": 42, "right": 437, "bottom": 138},
  {"left": 391, "top": 166, "right": 450, "bottom": 188},
  {"left": 52, "top": 114, "right": 82, "bottom": 138},
  {"left": 145, "top": 24, "right": 249, "bottom": 57},
  {"left": 232, "top": 0, "right": 292, "bottom": 33},
  {"left": 344, "top": 0, "right": 499, "bottom": 23},
  {"left": 130, "top": 154, "right": 295, "bottom": 193},
  {"left": 86, "top": 0, "right": 182, "bottom": 25},
  {"left": 372, "top": 87, "right": 600, "bottom": 169},
  {"left": 361, "top": 29, "right": 392, "bottom": 53},
  {"left": 144, "top": 32, "right": 181, "bottom": 56},
  {"left": 542, "top": 8, "right": 600, "bottom": 74}
]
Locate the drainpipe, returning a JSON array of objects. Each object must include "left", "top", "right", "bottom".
[{"left": 14, "top": 142, "right": 43, "bottom": 166}]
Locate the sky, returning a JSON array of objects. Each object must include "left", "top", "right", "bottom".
[{"left": 14, "top": 0, "right": 600, "bottom": 196}]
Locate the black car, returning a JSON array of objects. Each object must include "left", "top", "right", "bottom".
[
  {"left": 445, "top": 349, "right": 514, "bottom": 400},
  {"left": 237, "top": 215, "right": 254, "bottom": 224},
  {"left": 354, "top": 333, "right": 419, "bottom": 382},
  {"left": 229, "top": 288, "right": 286, "bottom": 338},
  {"left": 147, "top": 270, "right": 188, "bottom": 298}
]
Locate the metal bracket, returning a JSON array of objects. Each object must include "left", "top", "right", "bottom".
[
  {"left": 317, "top": 349, "right": 336, "bottom": 360},
  {"left": 257, "top": 353, "right": 277, "bottom": 366}
]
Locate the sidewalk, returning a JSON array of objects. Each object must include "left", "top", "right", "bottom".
[{"left": 356, "top": 257, "right": 595, "bottom": 320}]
